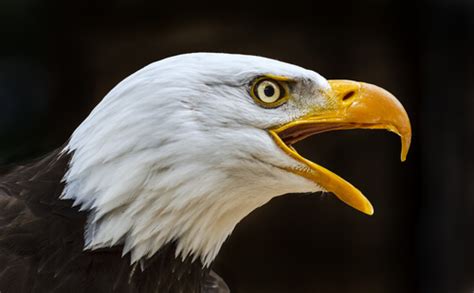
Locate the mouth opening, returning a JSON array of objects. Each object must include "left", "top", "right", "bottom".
[
  {"left": 268, "top": 123, "right": 378, "bottom": 216},
  {"left": 277, "top": 122, "right": 365, "bottom": 147}
]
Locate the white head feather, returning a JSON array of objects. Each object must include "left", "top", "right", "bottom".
[{"left": 62, "top": 53, "right": 330, "bottom": 266}]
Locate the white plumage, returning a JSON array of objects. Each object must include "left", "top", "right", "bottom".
[{"left": 62, "top": 53, "right": 330, "bottom": 266}]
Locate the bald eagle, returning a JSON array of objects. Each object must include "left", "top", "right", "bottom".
[{"left": 0, "top": 53, "right": 411, "bottom": 293}]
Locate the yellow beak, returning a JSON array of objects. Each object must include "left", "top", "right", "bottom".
[{"left": 268, "top": 80, "right": 412, "bottom": 215}]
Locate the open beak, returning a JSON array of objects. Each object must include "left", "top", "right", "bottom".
[{"left": 268, "top": 80, "right": 411, "bottom": 215}]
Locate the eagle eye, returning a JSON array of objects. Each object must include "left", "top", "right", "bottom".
[{"left": 251, "top": 78, "right": 289, "bottom": 108}]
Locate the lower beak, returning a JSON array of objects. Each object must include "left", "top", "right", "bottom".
[{"left": 268, "top": 80, "right": 412, "bottom": 215}]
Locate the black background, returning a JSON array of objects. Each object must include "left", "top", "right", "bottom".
[{"left": 1, "top": 0, "right": 473, "bottom": 292}]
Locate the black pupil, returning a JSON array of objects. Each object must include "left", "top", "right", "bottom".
[{"left": 264, "top": 85, "right": 275, "bottom": 97}]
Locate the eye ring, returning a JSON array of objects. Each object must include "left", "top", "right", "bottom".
[{"left": 251, "top": 78, "right": 289, "bottom": 108}]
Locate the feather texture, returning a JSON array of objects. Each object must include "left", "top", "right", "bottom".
[{"left": 0, "top": 148, "right": 228, "bottom": 292}]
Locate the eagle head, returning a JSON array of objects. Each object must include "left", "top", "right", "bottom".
[{"left": 61, "top": 53, "right": 411, "bottom": 266}]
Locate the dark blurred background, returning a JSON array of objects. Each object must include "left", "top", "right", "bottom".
[{"left": 1, "top": 0, "right": 473, "bottom": 292}]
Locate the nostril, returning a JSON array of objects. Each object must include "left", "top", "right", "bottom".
[{"left": 342, "top": 90, "right": 356, "bottom": 101}]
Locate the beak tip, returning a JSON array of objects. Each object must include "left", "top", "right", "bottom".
[
  {"left": 401, "top": 154, "right": 407, "bottom": 162},
  {"left": 363, "top": 204, "right": 374, "bottom": 216},
  {"left": 399, "top": 130, "right": 411, "bottom": 162}
]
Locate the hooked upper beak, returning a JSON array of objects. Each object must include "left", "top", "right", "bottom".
[{"left": 269, "top": 80, "right": 412, "bottom": 215}]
